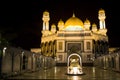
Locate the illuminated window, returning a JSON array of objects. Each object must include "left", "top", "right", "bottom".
[
  {"left": 58, "top": 42, "right": 63, "bottom": 50},
  {"left": 86, "top": 42, "right": 91, "bottom": 50}
]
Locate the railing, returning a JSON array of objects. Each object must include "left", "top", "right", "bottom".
[{"left": 39, "top": 55, "right": 56, "bottom": 70}]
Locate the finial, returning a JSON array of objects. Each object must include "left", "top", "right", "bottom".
[{"left": 72, "top": 13, "right": 75, "bottom": 17}]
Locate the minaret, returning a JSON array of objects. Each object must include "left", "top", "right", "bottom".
[
  {"left": 98, "top": 9, "right": 107, "bottom": 36},
  {"left": 42, "top": 11, "right": 50, "bottom": 36},
  {"left": 98, "top": 9, "right": 106, "bottom": 29},
  {"left": 51, "top": 24, "right": 56, "bottom": 33},
  {"left": 42, "top": 11, "right": 50, "bottom": 31}
]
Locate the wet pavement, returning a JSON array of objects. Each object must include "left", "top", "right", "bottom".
[{"left": 8, "top": 66, "right": 120, "bottom": 80}]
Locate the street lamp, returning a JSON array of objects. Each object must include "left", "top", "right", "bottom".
[{"left": 3, "top": 47, "right": 7, "bottom": 57}]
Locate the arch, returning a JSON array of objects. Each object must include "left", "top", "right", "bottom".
[
  {"left": 111, "top": 57, "right": 115, "bottom": 68},
  {"left": 67, "top": 53, "right": 83, "bottom": 74},
  {"left": 41, "top": 43, "right": 44, "bottom": 55},
  {"left": 53, "top": 40, "right": 57, "bottom": 57},
  {"left": 67, "top": 53, "right": 82, "bottom": 67},
  {"left": 22, "top": 55, "right": 28, "bottom": 70}
]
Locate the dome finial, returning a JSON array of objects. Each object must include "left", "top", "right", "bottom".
[{"left": 72, "top": 13, "right": 75, "bottom": 17}]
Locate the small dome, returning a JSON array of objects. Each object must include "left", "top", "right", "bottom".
[
  {"left": 64, "top": 14, "right": 84, "bottom": 30},
  {"left": 58, "top": 19, "right": 64, "bottom": 30},
  {"left": 92, "top": 23, "right": 97, "bottom": 32},
  {"left": 51, "top": 24, "right": 56, "bottom": 33},
  {"left": 84, "top": 18, "right": 90, "bottom": 24},
  {"left": 51, "top": 24, "right": 56, "bottom": 28},
  {"left": 58, "top": 19, "right": 64, "bottom": 25},
  {"left": 98, "top": 8, "right": 105, "bottom": 13},
  {"left": 92, "top": 23, "right": 97, "bottom": 28},
  {"left": 43, "top": 11, "right": 49, "bottom": 15}
]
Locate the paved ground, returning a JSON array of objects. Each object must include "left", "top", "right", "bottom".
[{"left": 7, "top": 66, "right": 120, "bottom": 80}]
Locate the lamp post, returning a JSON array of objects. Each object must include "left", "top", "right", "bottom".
[
  {"left": 0, "top": 47, "right": 7, "bottom": 76},
  {"left": 3, "top": 47, "right": 7, "bottom": 57}
]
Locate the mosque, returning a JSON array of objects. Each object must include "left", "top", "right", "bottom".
[{"left": 40, "top": 9, "right": 109, "bottom": 65}]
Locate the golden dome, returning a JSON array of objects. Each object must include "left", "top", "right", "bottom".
[{"left": 64, "top": 14, "right": 84, "bottom": 30}]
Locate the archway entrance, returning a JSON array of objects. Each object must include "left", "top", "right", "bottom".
[{"left": 67, "top": 53, "right": 84, "bottom": 75}]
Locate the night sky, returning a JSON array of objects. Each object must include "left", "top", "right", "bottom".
[{"left": 0, "top": 0, "right": 116, "bottom": 50}]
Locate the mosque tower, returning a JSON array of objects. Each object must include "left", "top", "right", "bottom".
[
  {"left": 84, "top": 18, "right": 91, "bottom": 30},
  {"left": 51, "top": 24, "right": 57, "bottom": 33},
  {"left": 42, "top": 11, "right": 50, "bottom": 36},
  {"left": 98, "top": 9, "right": 107, "bottom": 36}
]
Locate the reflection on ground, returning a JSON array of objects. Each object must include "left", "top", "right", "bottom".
[{"left": 8, "top": 66, "right": 120, "bottom": 80}]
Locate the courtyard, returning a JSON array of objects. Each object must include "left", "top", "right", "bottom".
[{"left": 7, "top": 66, "right": 120, "bottom": 80}]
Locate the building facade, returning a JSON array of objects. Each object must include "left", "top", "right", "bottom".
[{"left": 40, "top": 9, "right": 109, "bottom": 65}]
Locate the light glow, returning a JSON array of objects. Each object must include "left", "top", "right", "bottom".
[
  {"left": 73, "top": 67, "right": 79, "bottom": 74},
  {"left": 64, "top": 26, "right": 83, "bottom": 31},
  {"left": 67, "top": 53, "right": 84, "bottom": 75},
  {"left": 3, "top": 47, "right": 7, "bottom": 57}
]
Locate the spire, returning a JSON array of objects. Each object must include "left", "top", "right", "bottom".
[{"left": 72, "top": 13, "right": 75, "bottom": 17}]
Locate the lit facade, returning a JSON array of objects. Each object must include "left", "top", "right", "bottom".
[{"left": 40, "top": 9, "right": 109, "bottom": 65}]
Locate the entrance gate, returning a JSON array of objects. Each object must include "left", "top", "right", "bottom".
[{"left": 67, "top": 53, "right": 84, "bottom": 75}]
